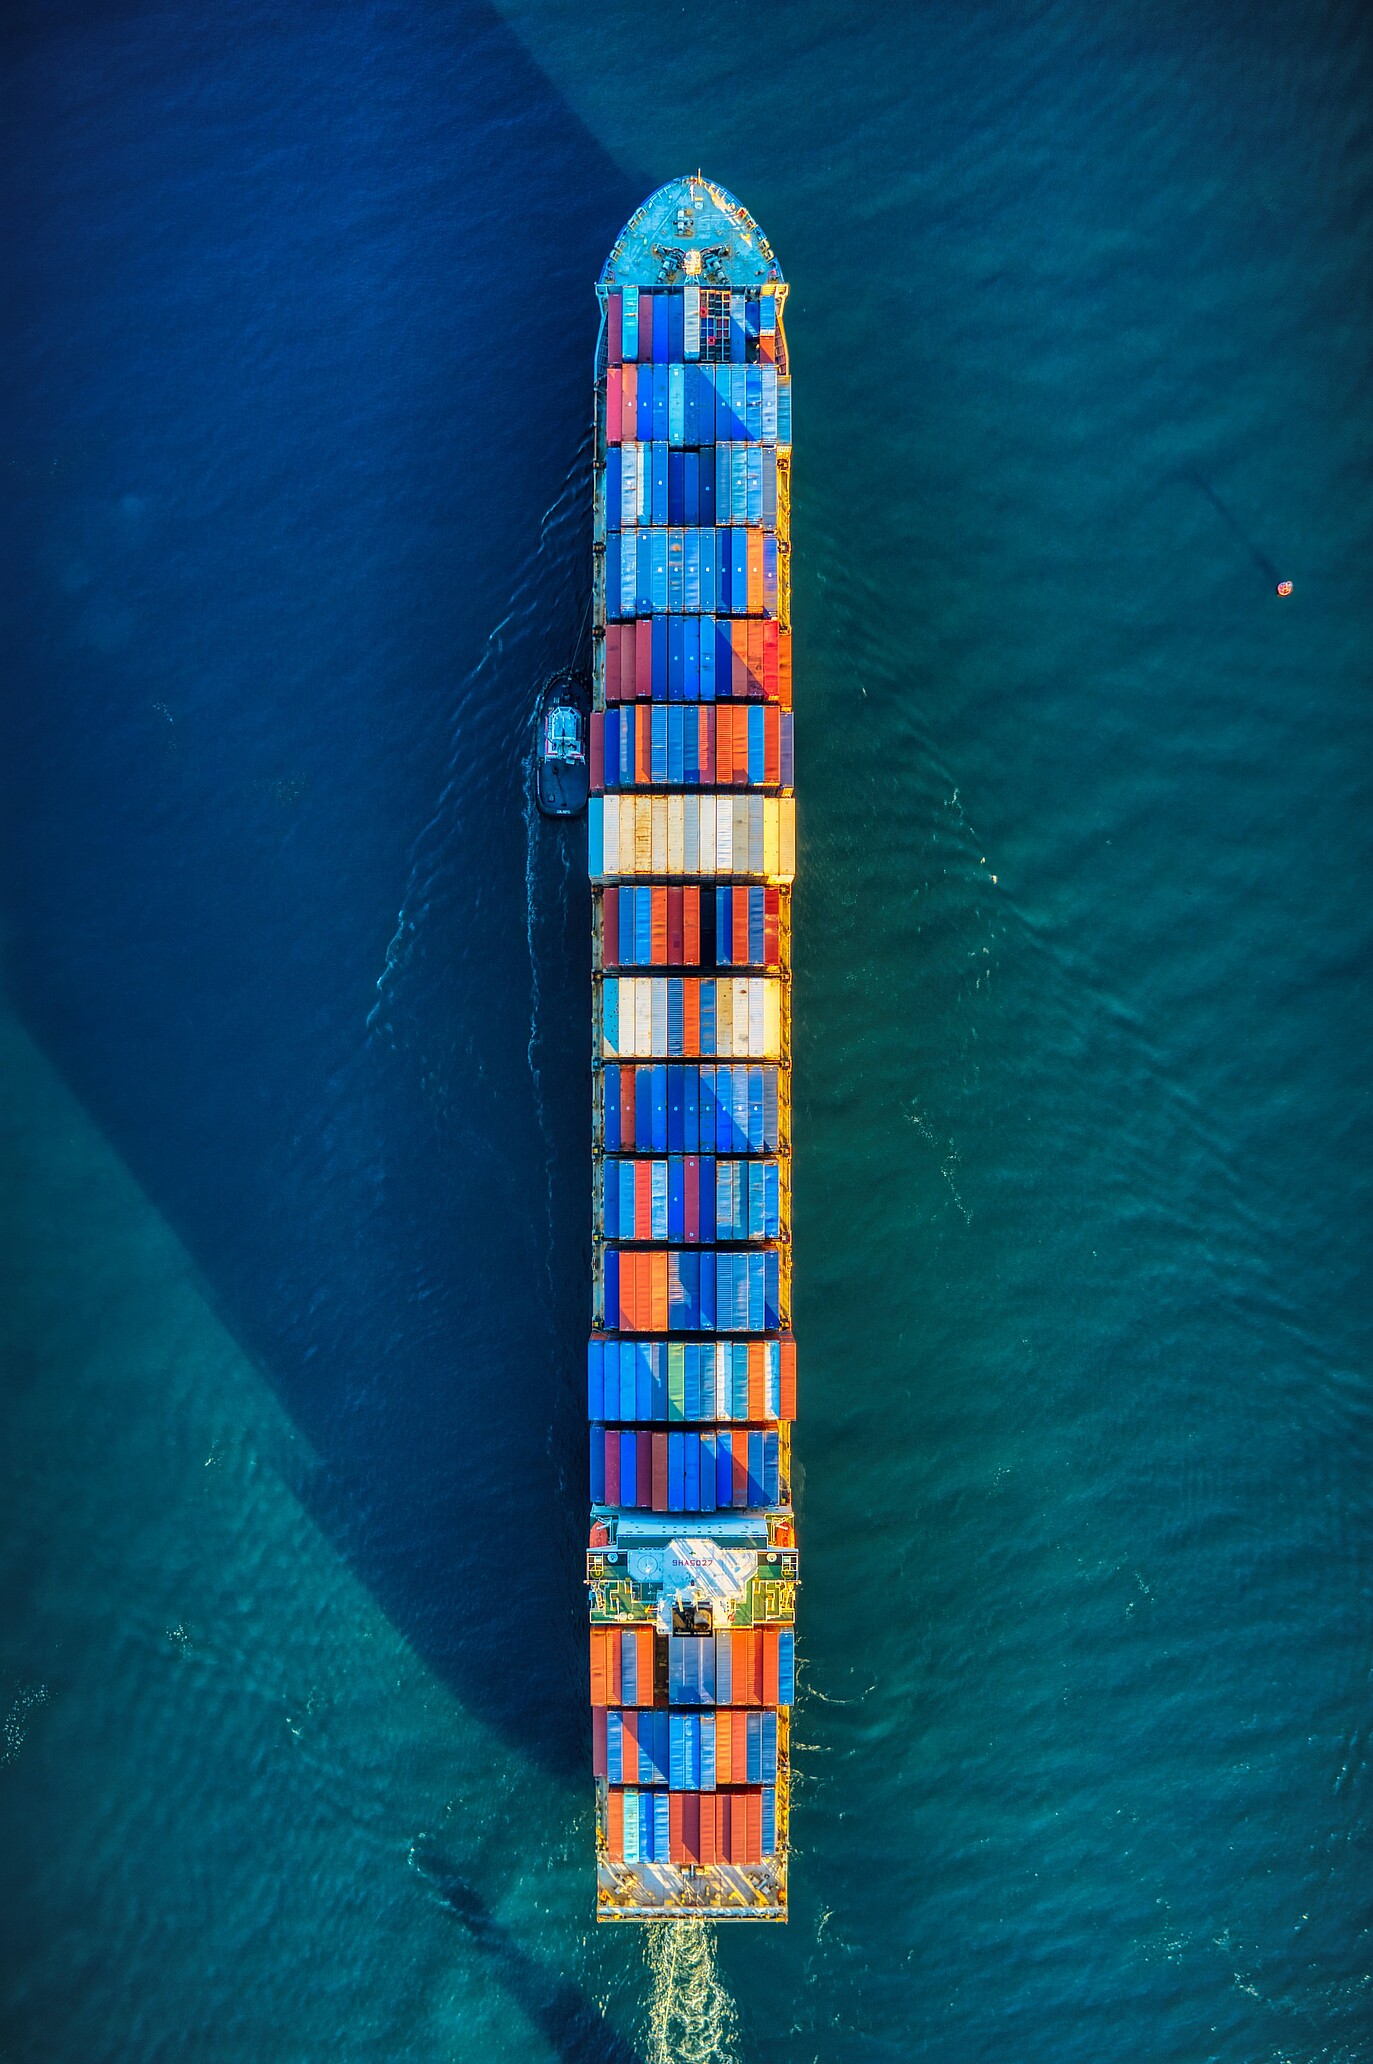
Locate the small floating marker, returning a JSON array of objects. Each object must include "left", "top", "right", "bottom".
[{"left": 1276, "top": 579, "right": 1294, "bottom": 597}]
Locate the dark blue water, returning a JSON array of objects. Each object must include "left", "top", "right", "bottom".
[{"left": 3, "top": 3, "right": 1370, "bottom": 2059}]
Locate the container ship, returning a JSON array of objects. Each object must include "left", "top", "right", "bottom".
[{"left": 586, "top": 177, "right": 797, "bottom": 1922}]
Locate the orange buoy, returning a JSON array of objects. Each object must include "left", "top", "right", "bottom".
[{"left": 1276, "top": 580, "right": 1294, "bottom": 596}]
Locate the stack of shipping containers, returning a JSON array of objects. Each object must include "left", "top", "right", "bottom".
[{"left": 586, "top": 180, "right": 797, "bottom": 1922}]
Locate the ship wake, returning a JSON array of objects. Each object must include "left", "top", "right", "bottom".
[{"left": 643, "top": 1921, "right": 740, "bottom": 2064}]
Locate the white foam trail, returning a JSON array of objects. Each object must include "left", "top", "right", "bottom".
[{"left": 643, "top": 1921, "right": 741, "bottom": 2064}]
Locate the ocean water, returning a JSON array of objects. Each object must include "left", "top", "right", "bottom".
[{"left": 2, "top": 3, "right": 1370, "bottom": 2059}]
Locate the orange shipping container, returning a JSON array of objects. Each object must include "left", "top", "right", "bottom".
[
  {"left": 747, "top": 530, "right": 764, "bottom": 615},
  {"left": 649, "top": 1251, "right": 669, "bottom": 1332},
  {"left": 699, "top": 1791, "right": 720, "bottom": 1865},
  {"left": 590, "top": 1627, "right": 613, "bottom": 1706},
  {"left": 677, "top": 887, "right": 697, "bottom": 965}
]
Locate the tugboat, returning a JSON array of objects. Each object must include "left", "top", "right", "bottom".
[{"left": 534, "top": 668, "right": 591, "bottom": 818}]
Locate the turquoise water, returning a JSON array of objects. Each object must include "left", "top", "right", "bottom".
[{"left": 3, "top": 3, "right": 1371, "bottom": 2058}]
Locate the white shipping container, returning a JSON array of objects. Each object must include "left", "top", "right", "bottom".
[
  {"left": 779, "top": 796, "right": 796, "bottom": 881},
  {"left": 683, "top": 281, "right": 700, "bottom": 360},
  {"left": 746, "top": 977, "right": 763, "bottom": 1057},
  {"left": 698, "top": 795, "right": 716, "bottom": 876},
  {"left": 714, "top": 795, "right": 732, "bottom": 875},
  {"left": 714, "top": 976, "right": 732, "bottom": 1056},
  {"left": 764, "top": 979, "right": 782, "bottom": 1058}
]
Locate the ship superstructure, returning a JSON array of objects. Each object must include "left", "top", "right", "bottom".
[{"left": 586, "top": 177, "right": 797, "bottom": 1921}]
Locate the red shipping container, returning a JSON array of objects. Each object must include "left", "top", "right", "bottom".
[
  {"left": 652, "top": 1432, "right": 669, "bottom": 1512},
  {"left": 617, "top": 620, "right": 633, "bottom": 700},
  {"left": 592, "top": 1706, "right": 608, "bottom": 1776},
  {"left": 604, "top": 1430, "right": 621, "bottom": 1508},
  {"left": 762, "top": 620, "right": 778, "bottom": 701},
  {"left": 637, "top": 1431, "right": 653, "bottom": 1509},
  {"left": 762, "top": 1629, "right": 780, "bottom": 1708},
  {"left": 764, "top": 890, "right": 780, "bottom": 969},
  {"left": 606, "top": 364, "right": 622, "bottom": 440},
  {"left": 639, "top": 291, "right": 653, "bottom": 363},
  {"left": 765, "top": 706, "right": 780, "bottom": 787},
  {"left": 607, "top": 292, "right": 622, "bottom": 369},
  {"left": 744, "top": 1791, "right": 763, "bottom": 1866},
  {"left": 780, "top": 1334, "right": 797, "bottom": 1418},
  {"left": 668, "top": 1791, "right": 686, "bottom": 1864},
  {"left": 777, "top": 630, "right": 792, "bottom": 711},
  {"left": 634, "top": 1171, "right": 652, "bottom": 1242},
  {"left": 651, "top": 886, "right": 668, "bottom": 961},
  {"left": 607, "top": 1788, "right": 624, "bottom": 1859},
  {"left": 684, "top": 1155, "right": 699, "bottom": 1243},
  {"left": 635, "top": 621, "right": 652, "bottom": 701},
  {"left": 650, "top": 1253, "right": 669, "bottom": 1331},
  {"left": 602, "top": 887, "right": 619, "bottom": 967},
  {"left": 590, "top": 712, "right": 605, "bottom": 795},
  {"left": 666, "top": 887, "right": 683, "bottom": 966},
  {"left": 684, "top": 886, "right": 700, "bottom": 965}
]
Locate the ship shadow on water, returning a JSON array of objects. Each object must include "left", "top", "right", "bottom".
[
  {"left": 412, "top": 1845, "right": 647, "bottom": 2064},
  {"left": 3, "top": 0, "right": 656, "bottom": 1784}
]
